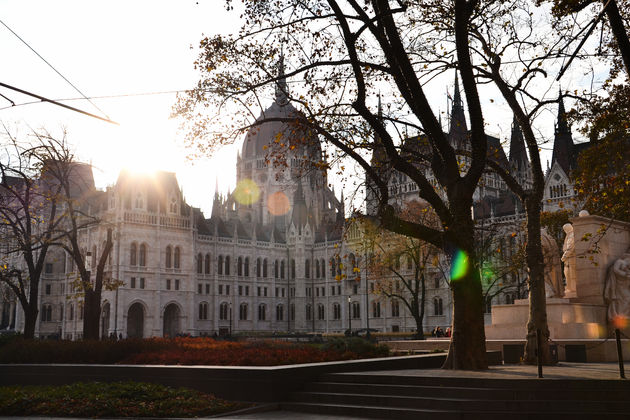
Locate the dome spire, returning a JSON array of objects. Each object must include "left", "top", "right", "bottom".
[{"left": 275, "top": 51, "right": 289, "bottom": 106}]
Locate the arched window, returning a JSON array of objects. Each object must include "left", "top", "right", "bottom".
[
  {"left": 317, "top": 304, "right": 325, "bottom": 320},
  {"left": 219, "top": 302, "right": 229, "bottom": 320},
  {"left": 135, "top": 192, "right": 143, "bottom": 209},
  {"left": 392, "top": 300, "right": 400, "bottom": 317},
  {"left": 41, "top": 304, "right": 52, "bottom": 322},
  {"left": 237, "top": 257, "right": 243, "bottom": 276},
  {"left": 78, "top": 302, "right": 84, "bottom": 321},
  {"left": 352, "top": 302, "right": 360, "bottom": 319},
  {"left": 198, "top": 302, "right": 208, "bottom": 320},
  {"left": 174, "top": 247, "right": 181, "bottom": 269},
  {"left": 407, "top": 257, "right": 413, "bottom": 270},
  {"left": 169, "top": 196, "right": 178, "bottom": 213},
  {"left": 263, "top": 259, "right": 268, "bottom": 278},
  {"left": 305, "top": 259, "right": 310, "bottom": 279},
  {"left": 333, "top": 303, "right": 341, "bottom": 320},
  {"left": 315, "top": 259, "right": 320, "bottom": 278},
  {"left": 372, "top": 301, "right": 381, "bottom": 318},
  {"left": 258, "top": 304, "right": 266, "bottom": 321},
  {"left": 165, "top": 246, "right": 172, "bottom": 268},
  {"left": 139, "top": 244, "right": 147, "bottom": 267},
  {"left": 244, "top": 257, "right": 250, "bottom": 277},
  {"left": 225, "top": 256, "right": 230, "bottom": 275},
  {"left": 330, "top": 258, "right": 336, "bottom": 278},
  {"left": 130, "top": 243, "right": 137, "bottom": 266},
  {"left": 305, "top": 304, "right": 312, "bottom": 321},
  {"left": 290, "top": 304, "right": 295, "bottom": 321},
  {"left": 281, "top": 260, "right": 285, "bottom": 279},
  {"left": 290, "top": 259, "right": 296, "bottom": 279},
  {"left": 336, "top": 256, "right": 342, "bottom": 276},
  {"left": 434, "top": 297, "right": 443, "bottom": 316},
  {"left": 218, "top": 255, "right": 224, "bottom": 275},
  {"left": 276, "top": 304, "right": 284, "bottom": 321},
  {"left": 256, "top": 258, "right": 261, "bottom": 277},
  {"left": 321, "top": 259, "right": 326, "bottom": 279},
  {"left": 197, "top": 253, "right": 203, "bottom": 274},
  {"left": 204, "top": 254, "right": 211, "bottom": 274},
  {"left": 68, "top": 303, "right": 74, "bottom": 321},
  {"left": 239, "top": 303, "right": 248, "bottom": 320},
  {"left": 274, "top": 260, "right": 279, "bottom": 278}
]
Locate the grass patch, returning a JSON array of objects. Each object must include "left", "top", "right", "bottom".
[{"left": 0, "top": 381, "right": 249, "bottom": 418}]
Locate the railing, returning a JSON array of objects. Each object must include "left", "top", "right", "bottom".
[{"left": 122, "top": 212, "right": 190, "bottom": 229}]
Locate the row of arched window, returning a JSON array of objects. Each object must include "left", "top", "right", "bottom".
[
  {"left": 41, "top": 303, "right": 84, "bottom": 322},
  {"left": 130, "top": 243, "right": 182, "bottom": 269}
]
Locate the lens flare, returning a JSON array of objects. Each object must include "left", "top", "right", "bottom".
[
  {"left": 451, "top": 249, "right": 470, "bottom": 281},
  {"left": 233, "top": 179, "right": 260, "bottom": 206},
  {"left": 612, "top": 315, "right": 629, "bottom": 330},
  {"left": 267, "top": 191, "right": 290, "bottom": 216}
]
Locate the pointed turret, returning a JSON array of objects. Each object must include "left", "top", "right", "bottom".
[
  {"left": 275, "top": 52, "right": 289, "bottom": 106},
  {"left": 551, "top": 90, "right": 575, "bottom": 174},
  {"left": 508, "top": 116, "right": 528, "bottom": 172},
  {"left": 291, "top": 180, "right": 307, "bottom": 230},
  {"left": 449, "top": 71, "right": 468, "bottom": 143}
]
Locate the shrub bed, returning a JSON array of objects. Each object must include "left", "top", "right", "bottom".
[
  {"left": 0, "top": 337, "right": 389, "bottom": 366},
  {"left": 0, "top": 381, "right": 249, "bottom": 417}
]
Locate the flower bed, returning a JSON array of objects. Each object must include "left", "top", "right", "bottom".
[
  {"left": 0, "top": 336, "right": 389, "bottom": 366},
  {"left": 0, "top": 381, "right": 249, "bottom": 417}
]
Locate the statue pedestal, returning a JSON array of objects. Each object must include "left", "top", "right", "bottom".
[{"left": 485, "top": 298, "right": 608, "bottom": 340}]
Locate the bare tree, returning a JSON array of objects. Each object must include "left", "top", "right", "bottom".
[
  {"left": 175, "top": 0, "right": 498, "bottom": 369},
  {"left": 0, "top": 129, "right": 68, "bottom": 339},
  {"left": 38, "top": 140, "right": 114, "bottom": 340}
]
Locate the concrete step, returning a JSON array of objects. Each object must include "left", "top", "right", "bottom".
[
  {"left": 289, "top": 391, "right": 630, "bottom": 413},
  {"left": 304, "top": 380, "right": 630, "bottom": 401},
  {"left": 319, "top": 372, "right": 630, "bottom": 390},
  {"left": 281, "top": 401, "right": 630, "bottom": 420}
]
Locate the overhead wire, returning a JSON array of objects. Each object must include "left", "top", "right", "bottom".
[{"left": 0, "top": 17, "right": 112, "bottom": 120}]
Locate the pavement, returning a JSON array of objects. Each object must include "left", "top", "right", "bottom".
[{"left": 1, "top": 363, "right": 626, "bottom": 420}]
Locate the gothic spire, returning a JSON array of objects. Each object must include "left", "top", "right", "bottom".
[
  {"left": 551, "top": 89, "right": 575, "bottom": 174},
  {"left": 509, "top": 116, "right": 528, "bottom": 172},
  {"left": 449, "top": 71, "right": 467, "bottom": 141},
  {"left": 275, "top": 51, "right": 289, "bottom": 105}
]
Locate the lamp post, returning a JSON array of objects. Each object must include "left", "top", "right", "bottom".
[
  {"left": 229, "top": 302, "right": 232, "bottom": 337},
  {"left": 348, "top": 296, "right": 352, "bottom": 334}
]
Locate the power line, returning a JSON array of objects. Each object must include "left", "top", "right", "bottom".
[
  {"left": 0, "top": 17, "right": 112, "bottom": 120},
  {"left": 0, "top": 81, "right": 118, "bottom": 125}
]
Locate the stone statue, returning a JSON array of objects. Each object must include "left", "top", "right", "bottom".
[
  {"left": 604, "top": 252, "right": 630, "bottom": 324},
  {"left": 561, "top": 223, "right": 576, "bottom": 296},
  {"left": 541, "top": 228, "right": 564, "bottom": 298}
]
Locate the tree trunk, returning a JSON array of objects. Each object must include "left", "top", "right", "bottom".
[
  {"left": 523, "top": 198, "right": 552, "bottom": 364},
  {"left": 442, "top": 215, "right": 487, "bottom": 370},
  {"left": 82, "top": 289, "right": 100, "bottom": 340},
  {"left": 22, "top": 305, "right": 38, "bottom": 339},
  {"left": 443, "top": 265, "right": 487, "bottom": 369},
  {"left": 605, "top": 0, "right": 630, "bottom": 75}
]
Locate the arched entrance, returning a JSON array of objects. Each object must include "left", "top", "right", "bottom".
[
  {"left": 100, "top": 302, "right": 110, "bottom": 339},
  {"left": 127, "top": 303, "right": 144, "bottom": 338},
  {"left": 163, "top": 303, "right": 180, "bottom": 337}
]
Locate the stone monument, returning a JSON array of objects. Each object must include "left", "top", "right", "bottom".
[{"left": 486, "top": 212, "right": 630, "bottom": 361}]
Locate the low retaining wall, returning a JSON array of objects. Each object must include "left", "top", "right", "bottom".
[
  {"left": 385, "top": 339, "right": 630, "bottom": 363},
  {"left": 2, "top": 354, "right": 449, "bottom": 402}
]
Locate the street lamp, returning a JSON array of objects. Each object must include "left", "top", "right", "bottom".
[{"left": 348, "top": 296, "right": 352, "bottom": 334}]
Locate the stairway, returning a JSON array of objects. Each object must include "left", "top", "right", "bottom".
[{"left": 282, "top": 372, "right": 630, "bottom": 419}]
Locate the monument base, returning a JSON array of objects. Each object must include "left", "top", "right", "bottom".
[{"left": 485, "top": 298, "right": 608, "bottom": 340}]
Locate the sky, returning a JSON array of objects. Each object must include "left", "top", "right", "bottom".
[
  {"left": 1, "top": 0, "right": 242, "bottom": 214},
  {"left": 1, "top": 1, "right": 601, "bottom": 216}
]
